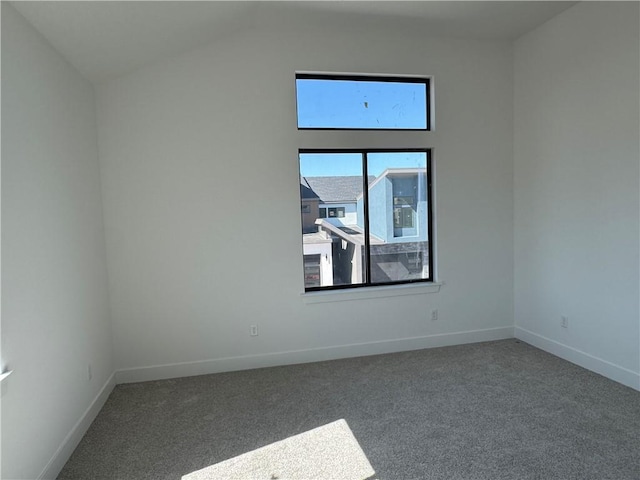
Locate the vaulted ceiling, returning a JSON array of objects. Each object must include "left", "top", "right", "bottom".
[{"left": 10, "top": 1, "right": 577, "bottom": 83}]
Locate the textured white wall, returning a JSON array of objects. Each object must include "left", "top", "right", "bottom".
[
  {"left": 1, "top": 4, "right": 114, "bottom": 478},
  {"left": 514, "top": 2, "right": 640, "bottom": 389},
  {"left": 96, "top": 14, "right": 515, "bottom": 379}
]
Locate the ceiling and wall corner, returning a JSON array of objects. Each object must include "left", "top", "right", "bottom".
[{"left": 10, "top": 1, "right": 577, "bottom": 84}]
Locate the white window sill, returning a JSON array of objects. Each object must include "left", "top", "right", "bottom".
[{"left": 302, "top": 281, "right": 443, "bottom": 304}]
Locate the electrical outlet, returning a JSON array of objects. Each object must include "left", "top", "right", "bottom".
[
  {"left": 250, "top": 325, "right": 259, "bottom": 336},
  {"left": 431, "top": 309, "right": 438, "bottom": 321},
  {"left": 561, "top": 316, "right": 569, "bottom": 328}
]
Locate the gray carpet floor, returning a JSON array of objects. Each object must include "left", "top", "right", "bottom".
[{"left": 58, "top": 340, "right": 640, "bottom": 480}]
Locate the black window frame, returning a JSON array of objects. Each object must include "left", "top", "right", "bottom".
[
  {"left": 295, "top": 73, "right": 431, "bottom": 131},
  {"left": 299, "top": 148, "right": 433, "bottom": 292}
]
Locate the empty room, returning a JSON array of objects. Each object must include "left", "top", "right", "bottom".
[{"left": 2, "top": 1, "right": 639, "bottom": 479}]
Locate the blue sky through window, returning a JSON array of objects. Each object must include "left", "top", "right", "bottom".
[
  {"left": 297, "top": 75, "right": 428, "bottom": 178},
  {"left": 296, "top": 77, "right": 427, "bottom": 129},
  {"left": 300, "top": 152, "right": 426, "bottom": 178}
]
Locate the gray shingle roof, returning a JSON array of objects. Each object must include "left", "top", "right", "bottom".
[
  {"left": 300, "top": 176, "right": 320, "bottom": 200},
  {"left": 301, "top": 176, "right": 374, "bottom": 203}
]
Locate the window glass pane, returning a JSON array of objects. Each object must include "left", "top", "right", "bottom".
[
  {"left": 303, "top": 254, "right": 322, "bottom": 289},
  {"left": 296, "top": 76, "right": 428, "bottom": 129},
  {"left": 366, "top": 152, "right": 429, "bottom": 284},
  {"left": 299, "top": 153, "right": 367, "bottom": 288}
]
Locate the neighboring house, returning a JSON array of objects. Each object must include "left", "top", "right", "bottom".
[
  {"left": 357, "top": 168, "right": 428, "bottom": 243},
  {"left": 301, "top": 169, "right": 429, "bottom": 288},
  {"left": 300, "top": 176, "right": 364, "bottom": 287},
  {"left": 302, "top": 176, "right": 368, "bottom": 227},
  {"left": 300, "top": 176, "right": 321, "bottom": 233},
  {"left": 301, "top": 230, "right": 333, "bottom": 289},
  {"left": 356, "top": 168, "right": 429, "bottom": 283}
]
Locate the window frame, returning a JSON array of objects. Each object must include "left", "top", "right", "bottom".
[
  {"left": 295, "top": 73, "right": 431, "bottom": 131},
  {"left": 299, "top": 148, "right": 433, "bottom": 292},
  {"left": 393, "top": 196, "right": 416, "bottom": 229},
  {"left": 303, "top": 254, "right": 322, "bottom": 289},
  {"left": 327, "top": 207, "right": 345, "bottom": 218},
  {"left": 394, "top": 205, "right": 415, "bottom": 229}
]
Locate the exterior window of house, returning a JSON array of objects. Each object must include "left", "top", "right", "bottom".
[
  {"left": 297, "top": 73, "right": 433, "bottom": 292},
  {"left": 394, "top": 207, "right": 413, "bottom": 228},
  {"left": 393, "top": 196, "right": 415, "bottom": 229},
  {"left": 303, "top": 254, "right": 322, "bottom": 288},
  {"left": 301, "top": 204, "right": 311, "bottom": 214},
  {"left": 328, "top": 207, "right": 345, "bottom": 218},
  {"left": 299, "top": 149, "right": 432, "bottom": 290}
]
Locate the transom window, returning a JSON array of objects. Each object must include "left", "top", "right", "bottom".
[{"left": 296, "top": 73, "right": 430, "bottom": 130}]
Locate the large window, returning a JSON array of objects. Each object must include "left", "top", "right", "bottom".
[
  {"left": 299, "top": 150, "right": 432, "bottom": 290},
  {"left": 297, "top": 73, "right": 433, "bottom": 292}
]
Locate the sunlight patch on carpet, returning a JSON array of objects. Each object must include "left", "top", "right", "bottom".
[{"left": 182, "top": 419, "right": 375, "bottom": 480}]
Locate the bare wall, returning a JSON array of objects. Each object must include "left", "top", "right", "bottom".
[
  {"left": 1, "top": 4, "right": 114, "bottom": 478},
  {"left": 514, "top": 1, "right": 640, "bottom": 389},
  {"left": 96, "top": 15, "right": 515, "bottom": 380}
]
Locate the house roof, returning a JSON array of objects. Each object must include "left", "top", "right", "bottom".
[
  {"left": 313, "top": 220, "right": 384, "bottom": 246},
  {"left": 356, "top": 168, "right": 425, "bottom": 200},
  {"left": 301, "top": 176, "right": 374, "bottom": 203},
  {"left": 300, "top": 176, "right": 320, "bottom": 200}
]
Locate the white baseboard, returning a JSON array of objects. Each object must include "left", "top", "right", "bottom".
[
  {"left": 39, "top": 373, "right": 117, "bottom": 480},
  {"left": 515, "top": 327, "right": 640, "bottom": 391},
  {"left": 33, "top": 326, "right": 637, "bottom": 480},
  {"left": 115, "top": 326, "right": 514, "bottom": 384}
]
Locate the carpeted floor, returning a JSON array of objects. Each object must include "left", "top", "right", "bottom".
[{"left": 58, "top": 340, "right": 640, "bottom": 479}]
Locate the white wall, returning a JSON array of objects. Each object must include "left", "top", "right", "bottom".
[
  {"left": 96, "top": 11, "right": 515, "bottom": 381},
  {"left": 1, "top": 4, "right": 114, "bottom": 478},
  {"left": 3, "top": 2, "right": 637, "bottom": 477},
  {"left": 514, "top": 2, "right": 640, "bottom": 389}
]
